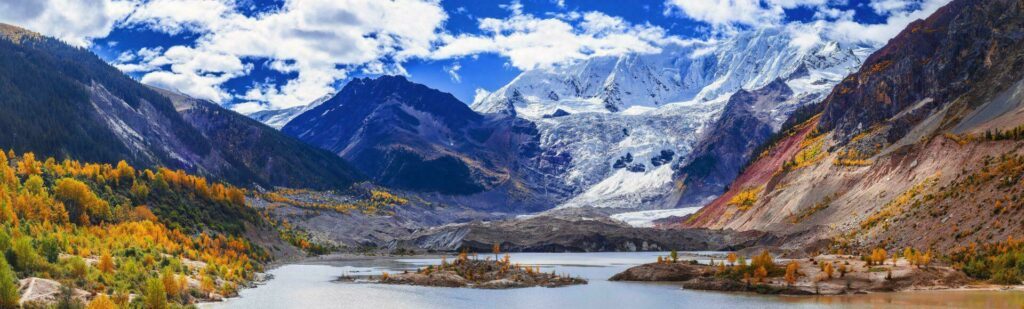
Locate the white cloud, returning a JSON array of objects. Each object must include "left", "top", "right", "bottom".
[
  {"left": 137, "top": 45, "right": 250, "bottom": 103},
  {"left": 116, "top": 0, "right": 448, "bottom": 109},
  {"left": 121, "top": 0, "right": 233, "bottom": 35},
  {"left": 228, "top": 101, "right": 265, "bottom": 114},
  {"left": 0, "top": 0, "right": 135, "bottom": 46},
  {"left": 663, "top": 0, "right": 829, "bottom": 27},
  {"left": 826, "top": 0, "right": 951, "bottom": 45},
  {"left": 869, "top": 0, "right": 914, "bottom": 14},
  {"left": 664, "top": 0, "right": 953, "bottom": 46},
  {"left": 500, "top": 0, "right": 524, "bottom": 15},
  {"left": 432, "top": 10, "right": 678, "bottom": 70},
  {"left": 473, "top": 88, "right": 491, "bottom": 104},
  {"left": 445, "top": 62, "right": 462, "bottom": 83}
]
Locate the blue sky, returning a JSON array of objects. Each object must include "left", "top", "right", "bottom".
[{"left": 0, "top": 0, "right": 950, "bottom": 112}]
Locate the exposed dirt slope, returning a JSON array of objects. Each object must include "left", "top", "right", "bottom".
[{"left": 669, "top": 0, "right": 1024, "bottom": 256}]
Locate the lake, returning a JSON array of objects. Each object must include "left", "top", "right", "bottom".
[{"left": 204, "top": 252, "right": 1024, "bottom": 308}]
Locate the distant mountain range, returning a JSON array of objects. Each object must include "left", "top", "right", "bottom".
[{"left": 243, "top": 27, "right": 872, "bottom": 215}]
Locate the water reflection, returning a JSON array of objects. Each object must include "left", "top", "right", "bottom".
[{"left": 205, "top": 252, "right": 1024, "bottom": 309}]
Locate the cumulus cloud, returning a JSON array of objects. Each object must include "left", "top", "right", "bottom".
[
  {"left": 664, "top": 0, "right": 952, "bottom": 46},
  {"left": 869, "top": 0, "right": 915, "bottom": 14},
  {"left": 115, "top": 0, "right": 448, "bottom": 109},
  {"left": 0, "top": 0, "right": 134, "bottom": 46},
  {"left": 663, "top": 0, "right": 829, "bottom": 27},
  {"left": 137, "top": 45, "right": 250, "bottom": 103},
  {"left": 432, "top": 10, "right": 679, "bottom": 70},
  {"left": 121, "top": 0, "right": 233, "bottom": 35},
  {"left": 827, "top": 0, "right": 951, "bottom": 45}
]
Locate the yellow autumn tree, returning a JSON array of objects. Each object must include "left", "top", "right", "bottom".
[
  {"left": 200, "top": 273, "right": 216, "bottom": 295},
  {"left": 145, "top": 278, "right": 168, "bottom": 309},
  {"left": 161, "top": 268, "right": 182, "bottom": 301},
  {"left": 754, "top": 266, "right": 768, "bottom": 283},
  {"left": 784, "top": 261, "right": 799, "bottom": 286},
  {"left": 920, "top": 250, "right": 933, "bottom": 268},
  {"left": 903, "top": 247, "right": 915, "bottom": 265},
  {"left": 98, "top": 251, "right": 115, "bottom": 274},
  {"left": 15, "top": 153, "right": 41, "bottom": 176},
  {"left": 86, "top": 294, "right": 116, "bottom": 309},
  {"left": 870, "top": 248, "right": 887, "bottom": 266},
  {"left": 54, "top": 178, "right": 109, "bottom": 223}
]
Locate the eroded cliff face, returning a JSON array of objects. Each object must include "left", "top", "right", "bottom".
[{"left": 672, "top": 0, "right": 1024, "bottom": 255}]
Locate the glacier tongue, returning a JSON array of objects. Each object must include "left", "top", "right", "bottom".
[{"left": 476, "top": 27, "right": 873, "bottom": 211}]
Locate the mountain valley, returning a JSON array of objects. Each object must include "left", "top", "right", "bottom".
[{"left": 1, "top": 0, "right": 1024, "bottom": 306}]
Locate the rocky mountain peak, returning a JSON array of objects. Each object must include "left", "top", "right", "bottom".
[{"left": 819, "top": 0, "right": 1021, "bottom": 143}]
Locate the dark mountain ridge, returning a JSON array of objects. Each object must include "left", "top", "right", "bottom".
[
  {"left": 0, "top": 23, "right": 362, "bottom": 190},
  {"left": 819, "top": 0, "right": 1024, "bottom": 143},
  {"left": 285, "top": 76, "right": 514, "bottom": 195}
]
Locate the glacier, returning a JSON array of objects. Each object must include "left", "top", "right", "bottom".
[{"left": 474, "top": 27, "right": 873, "bottom": 211}]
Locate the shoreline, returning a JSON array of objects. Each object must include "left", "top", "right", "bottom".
[
  {"left": 609, "top": 254, "right": 1024, "bottom": 296},
  {"left": 203, "top": 252, "right": 1024, "bottom": 307}
]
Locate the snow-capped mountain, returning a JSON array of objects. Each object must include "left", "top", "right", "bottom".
[
  {"left": 246, "top": 94, "right": 333, "bottom": 129},
  {"left": 474, "top": 28, "right": 871, "bottom": 119},
  {"left": 475, "top": 27, "right": 873, "bottom": 211}
]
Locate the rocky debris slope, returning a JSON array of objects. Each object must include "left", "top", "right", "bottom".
[{"left": 395, "top": 210, "right": 764, "bottom": 253}]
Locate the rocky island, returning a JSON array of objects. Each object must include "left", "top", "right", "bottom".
[
  {"left": 348, "top": 251, "right": 586, "bottom": 289},
  {"left": 611, "top": 251, "right": 973, "bottom": 295}
]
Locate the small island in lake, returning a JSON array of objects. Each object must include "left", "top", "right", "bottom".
[
  {"left": 611, "top": 250, "right": 974, "bottom": 295},
  {"left": 348, "top": 249, "right": 587, "bottom": 289}
]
